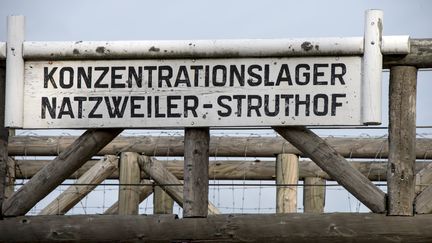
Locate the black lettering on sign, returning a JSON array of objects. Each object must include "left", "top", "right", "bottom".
[
  {"left": 264, "top": 94, "right": 279, "bottom": 116},
  {"left": 313, "top": 64, "right": 328, "bottom": 85},
  {"left": 174, "top": 66, "right": 191, "bottom": 87},
  {"left": 229, "top": 65, "right": 245, "bottom": 87},
  {"left": 331, "top": 63, "right": 346, "bottom": 85},
  {"left": 130, "top": 96, "right": 145, "bottom": 118},
  {"left": 217, "top": 95, "right": 232, "bottom": 117},
  {"left": 158, "top": 66, "right": 172, "bottom": 88},
  {"left": 167, "top": 95, "right": 181, "bottom": 117},
  {"left": 77, "top": 67, "right": 92, "bottom": 88},
  {"left": 58, "top": 97, "right": 74, "bottom": 118},
  {"left": 184, "top": 95, "right": 198, "bottom": 118},
  {"left": 73, "top": 96, "right": 87, "bottom": 118},
  {"left": 313, "top": 94, "right": 329, "bottom": 116},
  {"left": 281, "top": 94, "right": 293, "bottom": 116},
  {"left": 331, "top": 93, "right": 346, "bottom": 116},
  {"left": 295, "top": 94, "right": 310, "bottom": 116},
  {"left": 59, "top": 67, "right": 74, "bottom": 89},
  {"left": 233, "top": 95, "right": 246, "bottom": 117},
  {"left": 105, "top": 96, "right": 129, "bottom": 118},
  {"left": 155, "top": 96, "right": 166, "bottom": 118},
  {"left": 94, "top": 67, "right": 109, "bottom": 88},
  {"left": 147, "top": 96, "right": 152, "bottom": 118},
  {"left": 111, "top": 66, "right": 126, "bottom": 88},
  {"left": 247, "top": 95, "right": 262, "bottom": 117},
  {"left": 247, "top": 65, "right": 262, "bottom": 86},
  {"left": 44, "top": 67, "right": 58, "bottom": 88},
  {"left": 89, "top": 97, "right": 103, "bottom": 118},
  {"left": 128, "top": 66, "right": 143, "bottom": 88},
  {"left": 263, "top": 65, "right": 273, "bottom": 86},
  {"left": 41, "top": 97, "right": 56, "bottom": 119},
  {"left": 190, "top": 65, "right": 203, "bottom": 87},
  {"left": 212, "top": 65, "right": 227, "bottom": 87},
  {"left": 295, "top": 64, "right": 310, "bottom": 85},
  {"left": 144, "top": 66, "right": 156, "bottom": 88},
  {"left": 276, "top": 64, "right": 293, "bottom": 86}
]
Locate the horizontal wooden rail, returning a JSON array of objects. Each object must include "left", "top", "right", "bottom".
[
  {"left": 8, "top": 136, "right": 432, "bottom": 158},
  {"left": 1, "top": 214, "right": 432, "bottom": 242},
  {"left": 14, "top": 158, "right": 432, "bottom": 181}
]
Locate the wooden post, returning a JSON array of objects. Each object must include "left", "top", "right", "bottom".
[
  {"left": 139, "top": 156, "right": 220, "bottom": 215},
  {"left": 2, "top": 128, "right": 123, "bottom": 216},
  {"left": 153, "top": 186, "right": 174, "bottom": 214},
  {"left": 303, "top": 177, "right": 326, "bottom": 213},
  {"left": 273, "top": 126, "right": 386, "bottom": 213},
  {"left": 0, "top": 60, "right": 7, "bottom": 218},
  {"left": 118, "top": 152, "right": 140, "bottom": 215},
  {"left": 104, "top": 179, "right": 153, "bottom": 215},
  {"left": 183, "top": 127, "right": 209, "bottom": 218},
  {"left": 416, "top": 163, "right": 432, "bottom": 193},
  {"left": 276, "top": 154, "right": 298, "bottom": 213},
  {"left": 388, "top": 66, "right": 417, "bottom": 216},
  {"left": 39, "top": 156, "right": 118, "bottom": 215},
  {"left": 4, "top": 157, "right": 15, "bottom": 200}
]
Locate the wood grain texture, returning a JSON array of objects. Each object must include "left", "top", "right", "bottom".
[
  {"left": 1, "top": 128, "right": 123, "bottom": 216},
  {"left": 276, "top": 154, "right": 298, "bottom": 213},
  {"left": 303, "top": 177, "right": 326, "bottom": 213},
  {"left": 416, "top": 162, "right": 432, "bottom": 193},
  {"left": 384, "top": 39, "right": 432, "bottom": 68},
  {"left": 388, "top": 66, "right": 417, "bottom": 216},
  {"left": 0, "top": 60, "right": 6, "bottom": 218},
  {"left": 273, "top": 126, "right": 386, "bottom": 213},
  {"left": 118, "top": 152, "right": 140, "bottom": 215},
  {"left": 139, "top": 155, "right": 220, "bottom": 215},
  {"left": 8, "top": 136, "right": 432, "bottom": 159},
  {"left": 39, "top": 156, "right": 118, "bottom": 215},
  {"left": 153, "top": 186, "right": 174, "bottom": 214},
  {"left": 184, "top": 127, "right": 209, "bottom": 217},
  {"left": 2, "top": 214, "right": 432, "bottom": 242}
]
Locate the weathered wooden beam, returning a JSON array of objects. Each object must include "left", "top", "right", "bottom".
[
  {"left": 118, "top": 152, "right": 141, "bottom": 215},
  {"left": 8, "top": 136, "right": 432, "bottom": 159},
  {"left": 0, "top": 60, "right": 6, "bottom": 218},
  {"left": 387, "top": 66, "right": 417, "bottom": 216},
  {"left": 2, "top": 128, "right": 123, "bottom": 216},
  {"left": 39, "top": 156, "right": 118, "bottom": 215},
  {"left": 276, "top": 154, "right": 298, "bottom": 213},
  {"left": 139, "top": 155, "right": 220, "bottom": 215},
  {"left": 104, "top": 179, "right": 153, "bottom": 215},
  {"left": 273, "top": 126, "right": 386, "bottom": 213},
  {"left": 184, "top": 127, "right": 209, "bottom": 218},
  {"left": 153, "top": 186, "right": 174, "bottom": 214},
  {"left": 14, "top": 158, "right": 432, "bottom": 181},
  {"left": 5, "top": 157, "right": 15, "bottom": 199},
  {"left": 2, "top": 214, "right": 432, "bottom": 242},
  {"left": 303, "top": 177, "right": 326, "bottom": 213},
  {"left": 415, "top": 185, "right": 432, "bottom": 214},
  {"left": 416, "top": 163, "right": 432, "bottom": 193},
  {"left": 384, "top": 39, "right": 432, "bottom": 68}
]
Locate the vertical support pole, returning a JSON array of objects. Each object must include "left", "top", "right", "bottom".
[
  {"left": 362, "top": 10, "right": 383, "bottom": 124},
  {"left": 5, "top": 16, "right": 25, "bottom": 128},
  {"left": 118, "top": 152, "right": 140, "bottom": 215},
  {"left": 153, "top": 186, "right": 174, "bottom": 214},
  {"left": 0, "top": 60, "right": 7, "bottom": 218},
  {"left": 276, "top": 154, "right": 298, "bottom": 213},
  {"left": 303, "top": 177, "right": 326, "bottom": 213},
  {"left": 184, "top": 127, "right": 209, "bottom": 218},
  {"left": 5, "top": 157, "right": 15, "bottom": 200},
  {"left": 387, "top": 66, "right": 417, "bottom": 216}
]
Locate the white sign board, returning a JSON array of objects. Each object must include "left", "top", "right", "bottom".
[{"left": 23, "top": 57, "right": 363, "bottom": 128}]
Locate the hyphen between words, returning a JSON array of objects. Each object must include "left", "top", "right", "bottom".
[{"left": 40, "top": 62, "right": 349, "bottom": 119}]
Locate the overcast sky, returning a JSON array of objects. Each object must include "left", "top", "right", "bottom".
[{"left": 1, "top": 0, "right": 431, "bottom": 214}]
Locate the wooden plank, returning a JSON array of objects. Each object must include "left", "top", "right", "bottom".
[
  {"left": 118, "top": 152, "right": 140, "bottom": 215},
  {"left": 14, "top": 158, "right": 432, "bottom": 181},
  {"left": 2, "top": 214, "right": 432, "bottom": 242},
  {"left": 7, "top": 136, "right": 432, "bottom": 159},
  {"left": 273, "top": 126, "right": 386, "bottom": 213},
  {"left": 415, "top": 186, "right": 432, "bottom": 214},
  {"left": 1, "top": 128, "right": 123, "bottom": 216},
  {"left": 387, "top": 66, "right": 417, "bottom": 216},
  {"left": 184, "top": 127, "right": 209, "bottom": 218},
  {"left": 39, "top": 156, "right": 118, "bottom": 215},
  {"left": 384, "top": 39, "right": 432, "bottom": 68},
  {"left": 139, "top": 155, "right": 220, "bottom": 215},
  {"left": 276, "top": 154, "right": 298, "bottom": 213},
  {"left": 5, "top": 157, "right": 15, "bottom": 199},
  {"left": 153, "top": 186, "right": 174, "bottom": 214},
  {"left": 303, "top": 177, "right": 326, "bottom": 213},
  {"left": 0, "top": 60, "right": 6, "bottom": 218},
  {"left": 416, "top": 163, "right": 432, "bottom": 193},
  {"left": 104, "top": 179, "right": 153, "bottom": 215}
]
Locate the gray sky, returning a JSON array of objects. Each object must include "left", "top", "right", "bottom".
[{"left": 1, "top": 0, "right": 431, "bottom": 214}]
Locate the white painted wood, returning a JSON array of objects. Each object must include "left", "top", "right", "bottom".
[
  {"left": 22, "top": 36, "right": 409, "bottom": 60},
  {"left": 5, "top": 16, "right": 25, "bottom": 128},
  {"left": 361, "top": 10, "right": 383, "bottom": 125},
  {"left": 23, "top": 56, "right": 364, "bottom": 128}
]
